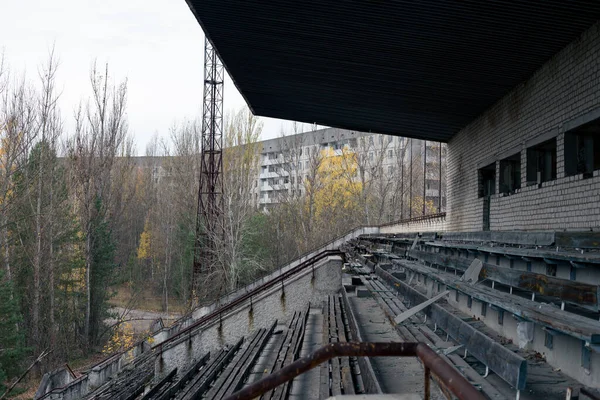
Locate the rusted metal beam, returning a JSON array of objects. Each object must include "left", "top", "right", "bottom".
[{"left": 224, "top": 342, "right": 485, "bottom": 400}]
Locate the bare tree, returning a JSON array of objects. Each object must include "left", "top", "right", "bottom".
[
  {"left": 352, "top": 134, "right": 392, "bottom": 224},
  {"left": 388, "top": 136, "right": 410, "bottom": 221},
  {"left": 68, "top": 61, "right": 128, "bottom": 348},
  {"left": 212, "top": 107, "right": 263, "bottom": 292},
  {"left": 30, "top": 48, "right": 62, "bottom": 351},
  {"left": 0, "top": 68, "right": 38, "bottom": 283}
]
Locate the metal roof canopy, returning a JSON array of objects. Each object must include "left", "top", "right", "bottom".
[{"left": 185, "top": 1, "right": 600, "bottom": 142}]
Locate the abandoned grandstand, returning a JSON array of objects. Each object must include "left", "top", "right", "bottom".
[{"left": 35, "top": 2, "right": 600, "bottom": 399}]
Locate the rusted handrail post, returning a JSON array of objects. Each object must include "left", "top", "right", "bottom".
[{"left": 224, "top": 342, "right": 485, "bottom": 400}]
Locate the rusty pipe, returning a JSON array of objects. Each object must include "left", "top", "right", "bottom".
[
  {"left": 416, "top": 343, "right": 484, "bottom": 400},
  {"left": 224, "top": 342, "right": 484, "bottom": 400},
  {"left": 224, "top": 342, "right": 417, "bottom": 400}
]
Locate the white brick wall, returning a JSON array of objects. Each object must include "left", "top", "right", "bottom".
[{"left": 447, "top": 21, "right": 600, "bottom": 232}]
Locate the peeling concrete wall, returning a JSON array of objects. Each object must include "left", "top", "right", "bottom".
[
  {"left": 155, "top": 256, "right": 343, "bottom": 379},
  {"left": 35, "top": 369, "right": 75, "bottom": 400},
  {"left": 35, "top": 340, "right": 152, "bottom": 399}
]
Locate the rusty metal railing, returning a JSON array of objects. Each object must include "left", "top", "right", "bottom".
[{"left": 224, "top": 342, "right": 485, "bottom": 400}]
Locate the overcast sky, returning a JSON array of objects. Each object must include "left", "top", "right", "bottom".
[{"left": 1, "top": 0, "right": 308, "bottom": 154}]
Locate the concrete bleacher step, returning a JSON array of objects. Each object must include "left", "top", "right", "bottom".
[
  {"left": 361, "top": 275, "right": 507, "bottom": 399},
  {"left": 345, "top": 288, "right": 437, "bottom": 398},
  {"left": 251, "top": 308, "right": 310, "bottom": 400},
  {"left": 245, "top": 325, "right": 286, "bottom": 387},
  {"left": 173, "top": 339, "right": 242, "bottom": 400},
  {"left": 366, "top": 260, "right": 588, "bottom": 400},
  {"left": 202, "top": 322, "right": 277, "bottom": 400},
  {"left": 289, "top": 308, "right": 324, "bottom": 400},
  {"left": 86, "top": 355, "right": 155, "bottom": 400}
]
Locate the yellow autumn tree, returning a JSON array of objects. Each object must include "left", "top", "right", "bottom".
[
  {"left": 102, "top": 321, "right": 134, "bottom": 355},
  {"left": 410, "top": 196, "right": 437, "bottom": 216},
  {"left": 137, "top": 220, "right": 151, "bottom": 260},
  {"left": 311, "top": 148, "right": 362, "bottom": 233}
]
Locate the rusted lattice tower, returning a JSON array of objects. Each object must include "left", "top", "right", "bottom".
[{"left": 193, "top": 37, "right": 224, "bottom": 297}]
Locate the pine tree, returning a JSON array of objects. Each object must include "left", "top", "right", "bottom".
[
  {"left": 0, "top": 269, "right": 26, "bottom": 392},
  {"left": 88, "top": 197, "right": 117, "bottom": 346}
]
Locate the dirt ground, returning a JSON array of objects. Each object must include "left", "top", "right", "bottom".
[{"left": 105, "top": 306, "right": 181, "bottom": 335}]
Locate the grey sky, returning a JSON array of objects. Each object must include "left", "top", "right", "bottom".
[{"left": 1, "top": 0, "right": 309, "bottom": 153}]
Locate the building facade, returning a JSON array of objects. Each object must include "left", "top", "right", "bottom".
[
  {"left": 253, "top": 128, "right": 447, "bottom": 218},
  {"left": 446, "top": 21, "right": 600, "bottom": 232}
]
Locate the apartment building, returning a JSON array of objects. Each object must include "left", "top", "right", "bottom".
[{"left": 254, "top": 127, "right": 446, "bottom": 214}]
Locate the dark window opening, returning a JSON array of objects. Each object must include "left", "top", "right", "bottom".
[
  {"left": 545, "top": 331, "right": 554, "bottom": 349},
  {"left": 546, "top": 263, "right": 557, "bottom": 277},
  {"left": 565, "top": 117, "right": 600, "bottom": 177},
  {"left": 498, "top": 309, "right": 504, "bottom": 325},
  {"left": 467, "top": 296, "right": 472, "bottom": 309},
  {"left": 526, "top": 138, "right": 557, "bottom": 185},
  {"left": 499, "top": 153, "right": 521, "bottom": 194},
  {"left": 582, "top": 341, "right": 591, "bottom": 370},
  {"left": 478, "top": 163, "right": 496, "bottom": 198},
  {"left": 481, "top": 302, "right": 487, "bottom": 317}
]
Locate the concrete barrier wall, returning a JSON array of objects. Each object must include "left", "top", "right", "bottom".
[
  {"left": 155, "top": 256, "right": 343, "bottom": 379},
  {"left": 379, "top": 214, "right": 447, "bottom": 234},
  {"left": 153, "top": 226, "right": 379, "bottom": 346}
]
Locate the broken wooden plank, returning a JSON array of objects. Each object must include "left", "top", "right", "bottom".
[
  {"left": 408, "top": 249, "right": 599, "bottom": 307},
  {"left": 374, "top": 265, "right": 528, "bottom": 391},
  {"left": 555, "top": 231, "right": 600, "bottom": 249},
  {"left": 461, "top": 259, "right": 483, "bottom": 283},
  {"left": 328, "top": 296, "right": 342, "bottom": 397},
  {"left": 394, "top": 258, "right": 600, "bottom": 344},
  {"left": 411, "top": 234, "right": 420, "bottom": 250},
  {"left": 394, "top": 290, "right": 449, "bottom": 324}
]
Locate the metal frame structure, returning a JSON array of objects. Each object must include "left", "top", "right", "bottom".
[
  {"left": 224, "top": 342, "right": 485, "bottom": 400},
  {"left": 193, "top": 37, "right": 224, "bottom": 294}
]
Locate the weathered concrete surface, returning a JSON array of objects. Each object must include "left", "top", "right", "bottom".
[
  {"left": 347, "top": 293, "right": 438, "bottom": 397},
  {"left": 379, "top": 214, "right": 447, "bottom": 235},
  {"left": 36, "top": 252, "right": 346, "bottom": 400},
  {"left": 35, "top": 368, "right": 75, "bottom": 399},
  {"left": 155, "top": 256, "right": 343, "bottom": 379},
  {"left": 289, "top": 308, "right": 324, "bottom": 400}
]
